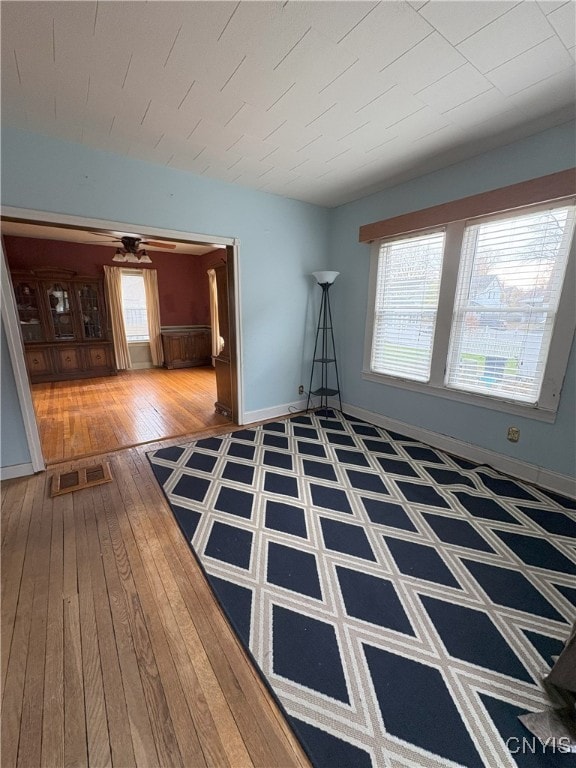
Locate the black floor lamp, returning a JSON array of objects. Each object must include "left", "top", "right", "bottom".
[{"left": 306, "top": 271, "right": 342, "bottom": 413}]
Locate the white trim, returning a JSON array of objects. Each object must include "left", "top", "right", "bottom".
[
  {"left": 242, "top": 399, "right": 307, "bottom": 425},
  {"left": 1, "top": 206, "right": 235, "bottom": 247},
  {"left": 231, "top": 241, "right": 245, "bottom": 425},
  {"left": 0, "top": 244, "right": 45, "bottom": 472},
  {"left": 1, "top": 462, "right": 35, "bottom": 480},
  {"left": 342, "top": 401, "right": 576, "bottom": 499}
]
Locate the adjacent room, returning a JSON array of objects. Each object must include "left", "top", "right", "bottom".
[
  {"left": 2, "top": 223, "right": 232, "bottom": 462},
  {"left": 1, "top": 2, "right": 575, "bottom": 768}
]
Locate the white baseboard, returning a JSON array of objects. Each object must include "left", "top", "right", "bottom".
[
  {"left": 342, "top": 402, "right": 576, "bottom": 500},
  {"left": 242, "top": 399, "right": 307, "bottom": 425},
  {"left": 1, "top": 462, "right": 35, "bottom": 480}
]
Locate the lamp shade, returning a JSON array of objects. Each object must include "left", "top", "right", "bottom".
[{"left": 312, "top": 271, "right": 339, "bottom": 285}]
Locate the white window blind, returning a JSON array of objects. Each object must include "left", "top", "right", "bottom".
[
  {"left": 371, "top": 230, "right": 445, "bottom": 382},
  {"left": 446, "top": 204, "right": 576, "bottom": 403},
  {"left": 120, "top": 272, "right": 149, "bottom": 342}
]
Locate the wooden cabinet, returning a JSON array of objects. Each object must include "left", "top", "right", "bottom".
[
  {"left": 24, "top": 348, "right": 52, "bottom": 377},
  {"left": 12, "top": 269, "right": 116, "bottom": 383},
  {"left": 54, "top": 346, "right": 83, "bottom": 375},
  {"left": 161, "top": 328, "right": 211, "bottom": 369}
]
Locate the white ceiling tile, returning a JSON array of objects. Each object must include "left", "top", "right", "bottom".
[
  {"left": 316, "top": 60, "right": 398, "bottom": 113},
  {"left": 220, "top": 103, "right": 287, "bottom": 142},
  {"left": 373, "top": 106, "right": 450, "bottom": 143},
  {"left": 337, "top": 1, "right": 434, "bottom": 70},
  {"left": 380, "top": 32, "right": 467, "bottom": 93},
  {"left": 509, "top": 65, "right": 576, "bottom": 116},
  {"left": 537, "top": 1, "right": 572, "bottom": 15},
  {"left": 216, "top": 1, "right": 309, "bottom": 69},
  {"left": 547, "top": 2, "right": 576, "bottom": 49},
  {"left": 230, "top": 135, "right": 277, "bottom": 160},
  {"left": 215, "top": 55, "right": 294, "bottom": 111},
  {"left": 282, "top": 1, "right": 377, "bottom": 44},
  {"left": 252, "top": 119, "right": 328, "bottom": 153},
  {"left": 1, "top": 48, "right": 22, "bottom": 92},
  {"left": 1, "top": 2, "right": 54, "bottom": 72},
  {"left": 263, "top": 79, "right": 337, "bottom": 123},
  {"left": 92, "top": 1, "right": 181, "bottom": 54},
  {"left": 486, "top": 36, "right": 574, "bottom": 95},
  {"left": 419, "top": 1, "right": 517, "bottom": 45},
  {"left": 353, "top": 85, "right": 424, "bottom": 127},
  {"left": 416, "top": 63, "right": 492, "bottom": 112},
  {"left": 407, "top": 0, "right": 428, "bottom": 10},
  {"left": 165, "top": 81, "right": 245, "bottom": 127},
  {"left": 274, "top": 27, "right": 357, "bottom": 90},
  {"left": 456, "top": 3, "right": 552, "bottom": 73},
  {"left": 439, "top": 87, "right": 515, "bottom": 123}
]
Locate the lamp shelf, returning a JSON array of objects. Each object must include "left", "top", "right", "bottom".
[
  {"left": 312, "top": 387, "right": 339, "bottom": 396},
  {"left": 313, "top": 357, "right": 336, "bottom": 363}
]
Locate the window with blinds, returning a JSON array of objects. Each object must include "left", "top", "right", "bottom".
[
  {"left": 370, "top": 230, "right": 445, "bottom": 382},
  {"left": 446, "top": 204, "right": 576, "bottom": 403}
]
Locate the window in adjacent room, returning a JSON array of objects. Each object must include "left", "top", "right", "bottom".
[
  {"left": 120, "top": 271, "right": 149, "bottom": 341},
  {"left": 365, "top": 199, "right": 576, "bottom": 418}
]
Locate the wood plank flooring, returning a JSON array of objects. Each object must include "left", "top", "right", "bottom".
[
  {"left": 31, "top": 367, "right": 230, "bottom": 465},
  {"left": 1, "top": 429, "right": 311, "bottom": 768}
]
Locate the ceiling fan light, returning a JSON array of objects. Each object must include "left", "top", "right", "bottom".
[
  {"left": 112, "top": 249, "right": 128, "bottom": 262},
  {"left": 138, "top": 250, "right": 152, "bottom": 263}
]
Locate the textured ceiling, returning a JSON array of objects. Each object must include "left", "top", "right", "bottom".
[{"left": 1, "top": 0, "right": 575, "bottom": 207}]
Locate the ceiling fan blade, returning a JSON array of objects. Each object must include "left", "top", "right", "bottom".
[{"left": 143, "top": 240, "right": 177, "bottom": 249}]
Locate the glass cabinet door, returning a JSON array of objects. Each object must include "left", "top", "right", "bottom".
[
  {"left": 77, "top": 283, "right": 103, "bottom": 339},
  {"left": 14, "top": 281, "right": 45, "bottom": 342},
  {"left": 47, "top": 282, "right": 76, "bottom": 340}
]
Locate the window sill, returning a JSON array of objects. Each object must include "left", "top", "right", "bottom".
[{"left": 361, "top": 369, "right": 557, "bottom": 423}]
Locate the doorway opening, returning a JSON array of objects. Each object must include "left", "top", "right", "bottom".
[{"left": 1, "top": 211, "right": 242, "bottom": 469}]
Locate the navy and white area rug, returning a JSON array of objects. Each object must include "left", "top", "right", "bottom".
[{"left": 148, "top": 410, "right": 576, "bottom": 768}]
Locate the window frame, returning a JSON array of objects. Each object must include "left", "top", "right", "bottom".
[
  {"left": 363, "top": 198, "right": 576, "bottom": 423},
  {"left": 120, "top": 268, "right": 150, "bottom": 343}
]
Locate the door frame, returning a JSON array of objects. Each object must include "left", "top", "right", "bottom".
[{"left": 1, "top": 206, "right": 244, "bottom": 473}]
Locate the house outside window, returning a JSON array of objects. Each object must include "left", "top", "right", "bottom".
[
  {"left": 364, "top": 200, "right": 576, "bottom": 421},
  {"left": 120, "top": 271, "right": 149, "bottom": 342}
]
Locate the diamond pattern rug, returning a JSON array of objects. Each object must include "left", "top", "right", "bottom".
[{"left": 148, "top": 409, "right": 576, "bottom": 768}]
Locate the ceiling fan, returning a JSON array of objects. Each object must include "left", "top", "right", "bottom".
[{"left": 86, "top": 231, "right": 177, "bottom": 263}]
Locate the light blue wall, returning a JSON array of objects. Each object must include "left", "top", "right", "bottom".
[
  {"left": 2, "top": 123, "right": 575, "bottom": 477},
  {"left": 329, "top": 121, "right": 576, "bottom": 477},
  {"left": 0, "top": 127, "right": 330, "bottom": 450},
  {"left": 1, "top": 322, "right": 31, "bottom": 468}
]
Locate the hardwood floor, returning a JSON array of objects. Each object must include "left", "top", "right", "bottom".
[
  {"left": 31, "top": 367, "right": 230, "bottom": 465},
  {"left": 1, "top": 430, "right": 311, "bottom": 768}
]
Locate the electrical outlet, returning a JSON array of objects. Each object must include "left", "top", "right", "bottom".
[
  {"left": 507, "top": 426, "right": 520, "bottom": 443},
  {"left": 298, "top": 385, "right": 304, "bottom": 395}
]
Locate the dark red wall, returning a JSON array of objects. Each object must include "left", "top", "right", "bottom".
[{"left": 3, "top": 236, "right": 227, "bottom": 327}]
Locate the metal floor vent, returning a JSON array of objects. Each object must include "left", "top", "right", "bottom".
[{"left": 50, "top": 461, "right": 113, "bottom": 497}]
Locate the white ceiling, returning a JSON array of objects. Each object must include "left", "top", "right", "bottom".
[{"left": 1, "top": 0, "right": 575, "bottom": 207}]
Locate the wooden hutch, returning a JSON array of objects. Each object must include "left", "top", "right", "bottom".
[{"left": 12, "top": 268, "right": 116, "bottom": 383}]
